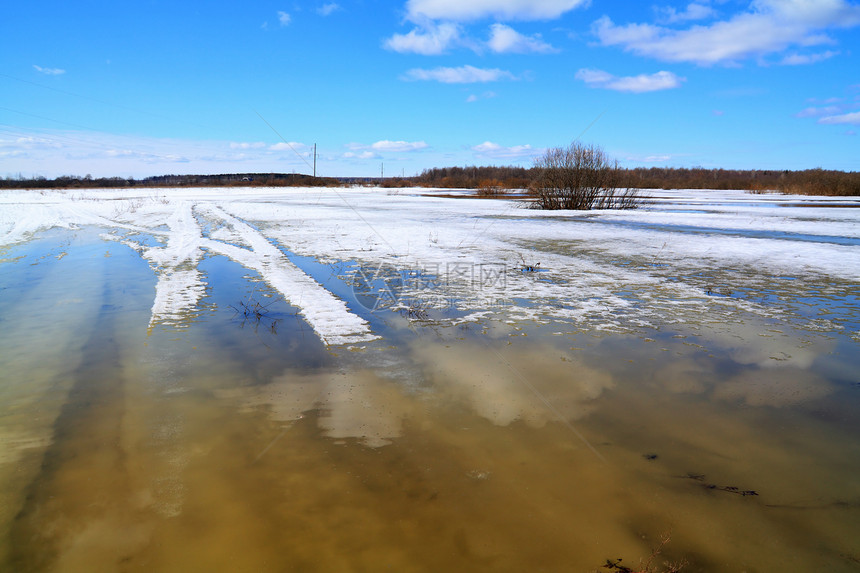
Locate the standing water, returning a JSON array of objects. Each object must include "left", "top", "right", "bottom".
[{"left": 0, "top": 187, "right": 858, "bottom": 572}]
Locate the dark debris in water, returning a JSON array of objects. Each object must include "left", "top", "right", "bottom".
[
  {"left": 518, "top": 253, "right": 542, "bottom": 273},
  {"left": 602, "top": 558, "right": 636, "bottom": 572},
  {"left": 402, "top": 303, "right": 430, "bottom": 321},
  {"left": 683, "top": 472, "right": 758, "bottom": 497},
  {"left": 600, "top": 532, "right": 687, "bottom": 573}
]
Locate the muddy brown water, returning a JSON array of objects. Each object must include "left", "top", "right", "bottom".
[{"left": 1, "top": 229, "right": 858, "bottom": 572}]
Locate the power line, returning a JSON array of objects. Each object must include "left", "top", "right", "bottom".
[
  {"left": 0, "top": 72, "right": 210, "bottom": 131},
  {"left": 254, "top": 110, "right": 315, "bottom": 175}
]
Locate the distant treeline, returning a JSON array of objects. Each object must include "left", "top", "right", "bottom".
[
  {"left": 413, "top": 166, "right": 533, "bottom": 190},
  {"left": 0, "top": 172, "right": 339, "bottom": 189},
  {"left": 414, "top": 166, "right": 860, "bottom": 196},
  {"left": 622, "top": 167, "right": 860, "bottom": 195},
  {"left": 3, "top": 167, "right": 859, "bottom": 196}
]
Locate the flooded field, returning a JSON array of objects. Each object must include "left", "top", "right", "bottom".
[{"left": 0, "top": 187, "right": 859, "bottom": 571}]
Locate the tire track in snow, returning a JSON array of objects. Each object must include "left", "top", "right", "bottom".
[
  {"left": 139, "top": 201, "right": 206, "bottom": 329},
  {"left": 195, "top": 203, "right": 378, "bottom": 346}
]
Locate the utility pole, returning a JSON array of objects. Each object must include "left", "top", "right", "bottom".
[
  {"left": 381, "top": 163, "right": 384, "bottom": 180},
  {"left": 313, "top": 143, "right": 317, "bottom": 178}
]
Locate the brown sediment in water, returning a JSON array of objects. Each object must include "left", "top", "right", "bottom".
[{"left": 1, "top": 231, "right": 859, "bottom": 572}]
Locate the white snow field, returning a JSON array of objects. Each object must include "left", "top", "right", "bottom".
[{"left": 1, "top": 186, "right": 858, "bottom": 345}]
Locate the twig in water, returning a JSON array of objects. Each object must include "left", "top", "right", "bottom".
[{"left": 519, "top": 253, "right": 541, "bottom": 272}]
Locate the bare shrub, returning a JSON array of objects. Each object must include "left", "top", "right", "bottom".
[
  {"left": 477, "top": 178, "right": 504, "bottom": 196},
  {"left": 530, "top": 142, "right": 640, "bottom": 210}
]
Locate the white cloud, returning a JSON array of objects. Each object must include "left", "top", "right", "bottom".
[
  {"left": 0, "top": 128, "right": 323, "bottom": 178},
  {"left": 795, "top": 105, "right": 842, "bottom": 118},
  {"left": 642, "top": 155, "right": 672, "bottom": 162},
  {"left": 342, "top": 151, "right": 379, "bottom": 160},
  {"left": 105, "top": 149, "right": 135, "bottom": 158},
  {"left": 405, "top": 0, "right": 590, "bottom": 22},
  {"left": 105, "top": 148, "right": 190, "bottom": 163},
  {"left": 626, "top": 153, "right": 673, "bottom": 163},
  {"left": 471, "top": 141, "right": 540, "bottom": 160},
  {"left": 657, "top": 2, "right": 716, "bottom": 24},
  {"left": 796, "top": 95, "right": 860, "bottom": 123},
  {"left": 344, "top": 141, "right": 429, "bottom": 155},
  {"left": 466, "top": 91, "right": 498, "bottom": 103},
  {"left": 593, "top": 0, "right": 860, "bottom": 66},
  {"left": 317, "top": 3, "right": 340, "bottom": 16},
  {"left": 3, "top": 135, "right": 57, "bottom": 149},
  {"left": 33, "top": 65, "right": 65, "bottom": 75},
  {"left": 575, "top": 68, "right": 684, "bottom": 93},
  {"left": 230, "top": 141, "right": 266, "bottom": 150},
  {"left": 370, "top": 140, "right": 429, "bottom": 152},
  {"left": 808, "top": 96, "right": 844, "bottom": 104},
  {"left": 487, "top": 23, "right": 558, "bottom": 53},
  {"left": 278, "top": 11, "right": 291, "bottom": 26},
  {"left": 780, "top": 50, "right": 839, "bottom": 65},
  {"left": 270, "top": 141, "right": 308, "bottom": 151},
  {"left": 384, "top": 22, "right": 463, "bottom": 54},
  {"left": 819, "top": 111, "right": 860, "bottom": 125},
  {"left": 402, "top": 65, "right": 516, "bottom": 83}
]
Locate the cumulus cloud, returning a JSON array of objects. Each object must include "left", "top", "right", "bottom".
[
  {"left": 346, "top": 140, "right": 429, "bottom": 154},
  {"left": 405, "top": 0, "right": 590, "bottom": 22},
  {"left": 471, "top": 141, "right": 540, "bottom": 160},
  {"left": 575, "top": 68, "right": 684, "bottom": 93},
  {"left": 270, "top": 141, "right": 308, "bottom": 151},
  {"left": 627, "top": 154, "right": 673, "bottom": 163},
  {"left": 819, "top": 111, "right": 860, "bottom": 125},
  {"left": 278, "top": 11, "right": 291, "bottom": 26},
  {"left": 230, "top": 141, "right": 266, "bottom": 150},
  {"left": 402, "top": 65, "right": 516, "bottom": 83},
  {"left": 795, "top": 104, "right": 842, "bottom": 118},
  {"left": 371, "top": 140, "right": 429, "bottom": 152},
  {"left": 33, "top": 65, "right": 65, "bottom": 75},
  {"left": 487, "top": 23, "right": 558, "bottom": 53},
  {"left": 342, "top": 150, "right": 379, "bottom": 160},
  {"left": 656, "top": 2, "right": 716, "bottom": 24},
  {"left": 780, "top": 50, "right": 839, "bottom": 65},
  {"left": 466, "top": 91, "right": 498, "bottom": 103},
  {"left": 1, "top": 129, "right": 322, "bottom": 177},
  {"left": 1, "top": 135, "right": 59, "bottom": 150},
  {"left": 384, "top": 22, "right": 463, "bottom": 54},
  {"left": 105, "top": 148, "right": 190, "bottom": 163},
  {"left": 796, "top": 94, "right": 860, "bottom": 124},
  {"left": 317, "top": 3, "right": 340, "bottom": 16},
  {"left": 593, "top": 0, "right": 860, "bottom": 66}
]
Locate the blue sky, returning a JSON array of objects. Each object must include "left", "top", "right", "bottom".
[{"left": 2, "top": 0, "right": 859, "bottom": 178}]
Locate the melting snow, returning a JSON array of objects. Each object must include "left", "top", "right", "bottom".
[{"left": 1, "top": 186, "right": 858, "bottom": 346}]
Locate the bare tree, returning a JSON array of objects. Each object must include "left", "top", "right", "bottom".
[{"left": 530, "top": 142, "right": 640, "bottom": 210}]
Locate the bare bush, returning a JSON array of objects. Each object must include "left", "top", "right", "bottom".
[
  {"left": 477, "top": 178, "right": 504, "bottom": 196},
  {"left": 530, "top": 142, "right": 640, "bottom": 210}
]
